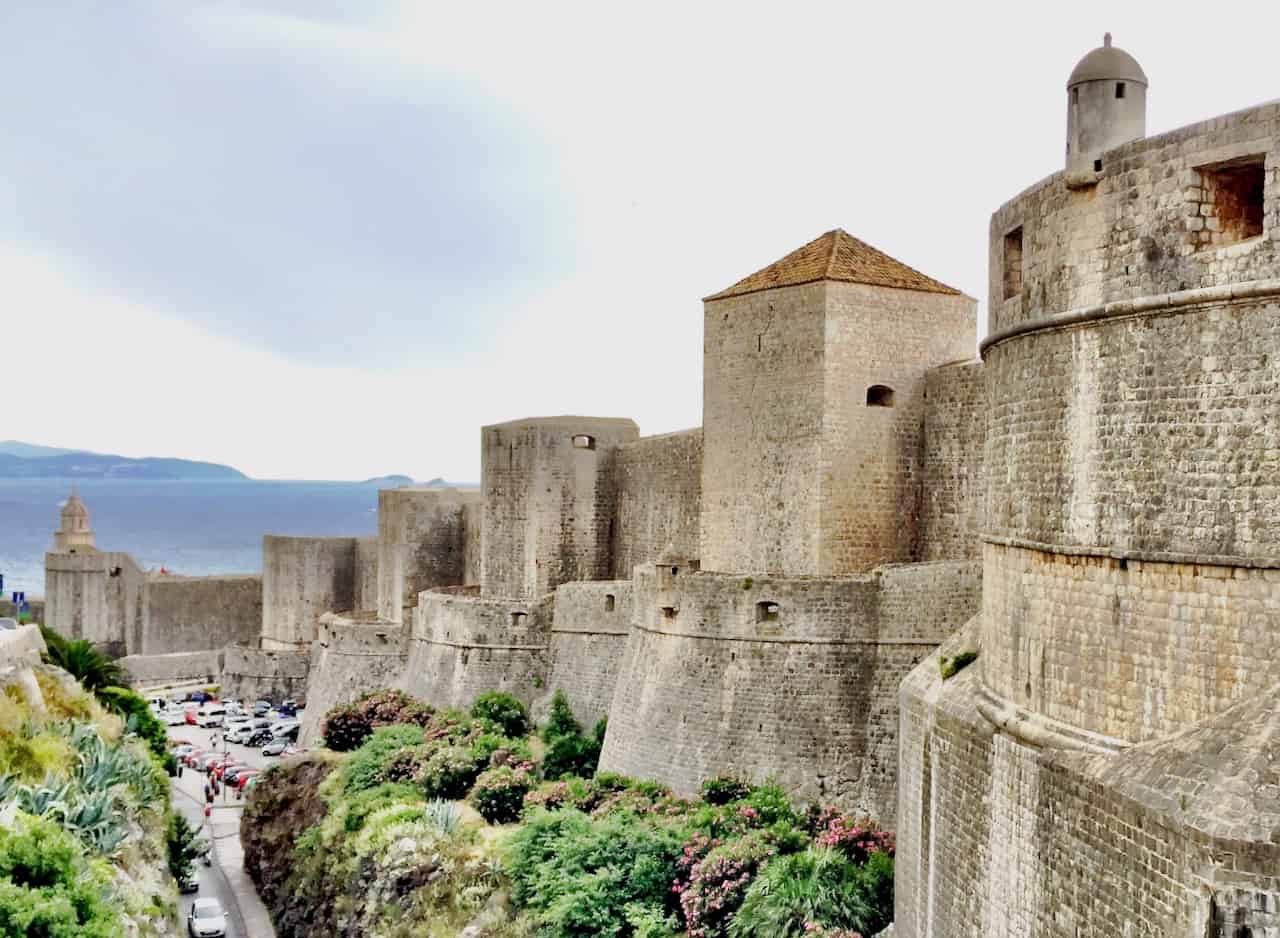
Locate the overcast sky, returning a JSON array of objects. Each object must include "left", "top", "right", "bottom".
[{"left": 4, "top": 1, "right": 1277, "bottom": 481}]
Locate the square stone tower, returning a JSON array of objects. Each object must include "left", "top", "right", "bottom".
[
  {"left": 700, "top": 229, "right": 976, "bottom": 575},
  {"left": 480, "top": 416, "right": 639, "bottom": 600}
]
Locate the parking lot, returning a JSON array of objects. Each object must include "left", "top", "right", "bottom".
[{"left": 166, "top": 708, "right": 302, "bottom": 937}]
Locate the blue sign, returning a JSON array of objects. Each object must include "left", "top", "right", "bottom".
[{"left": 11, "top": 592, "right": 23, "bottom": 606}]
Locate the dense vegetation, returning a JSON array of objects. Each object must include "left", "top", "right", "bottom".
[
  {"left": 246, "top": 687, "right": 896, "bottom": 938},
  {"left": 0, "top": 649, "right": 179, "bottom": 937}
]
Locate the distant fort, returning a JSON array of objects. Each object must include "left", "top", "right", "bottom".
[{"left": 40, "top": 33, "right": 1280, "bottom": 934}]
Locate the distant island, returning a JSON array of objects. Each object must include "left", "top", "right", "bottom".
[
  {"left": 359, "top": 475, "right": 456, "bottom": 488},
  {"left": 0, "top": 440, "right": 247, "bottom": 481}
]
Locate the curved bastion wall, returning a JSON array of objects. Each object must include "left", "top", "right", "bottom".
[
  {"left": 299, "top": 612, "right": 408, "bottom": 745},
  {"left": 399, "top": 587, "right": 553, "bottom": 712},
  {"left": 599, "top": 560, "right": 981, "bottom": 822},
  {"left": 897, "top": 100, "right": 1280, "bottom": 938},
  {"left": 538, "top": 579, "right": 634, "bottom": 728}
]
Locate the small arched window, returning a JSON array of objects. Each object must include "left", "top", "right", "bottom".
[
  {"left": 571, "top": 434, "right": 596, "bottom": 450},
  {"left": 756, "top": 601, "right": 780, "bottom": 624},
  {"left": 866, "top": 385, "right": 895, "bottom": 407},
  {"left": 605, "top": 594, "right": 616, "bottom": 612},
  {"left": 510, "top": 611, "right": 528, "bottom": 627}
]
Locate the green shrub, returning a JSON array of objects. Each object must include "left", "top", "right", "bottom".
[
  {"left": 542, "top": 732, "right": 603, "bottom": 782},
  {"left": 0, "top": 813, "right": 122, "bottom": 938},
  {"left": 417, "top": 745, "right": 485, "bottom": 800},
  {"left": 740, "top": 783, "right": 802, "bottom": 829},
  {"left": 97, "top": 686, "right": 176, "bottom": 776},
  {"left": 471, "top": 732, "right": 534, "bottom": 768},
  {"left": 341, "top": 725, "right": 427, "bottom": 795},
  {"left": 506, "top": 808, "right": 688, "bottom": 938},
  {"left": 320, "top": 689, "right": 433, "bottom": 752},
  {"left": 727, "top": 847, "right": 893, "bottom": 938},
  {"left": 541, "top": 689, "right": 581, "bottom": 743},
  {"left": 166, "top": 812, "right": 205, "bottom": 883},
  {"left": 471, "top": 692, "right": 531, "bottom": 739},
  {"left": 700, "top": 776, "right": 753, "bottom": 806},
  {"left": 470, "top": 765, "right": 535, "bottom": 824},
  {"left": 340, "top": 782, "right": 424, "bottom": 833},
  {"left": 939, "top": 650, "right": 979, "bottom": 680}
]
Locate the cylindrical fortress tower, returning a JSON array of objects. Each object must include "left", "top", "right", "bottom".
[
  {"left": 1065, "top": 33, "right": 1147, "bottom": 178},
  {"left": 895, "top": 48, "right": 1280, "bottom": 938}
]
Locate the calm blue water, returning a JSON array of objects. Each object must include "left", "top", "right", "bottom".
[{"left": 0, "top": 479, "right": 379, "bottom": 598}]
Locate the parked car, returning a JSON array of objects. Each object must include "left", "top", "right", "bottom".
[
  {"left": 190, "top": 691, "right": 213, "bottom": 704},
  {"left": 247, "top": 729, "right": 272, "bottom": 747},
  {"left": 270, "top": 719, "right": 300, "bottom": 739},
  {"left": 278, "top": 698, "right": 298, "bottom": 717},
  {"left": 225, "top": 725, "right": 254, "bottom": 745},
  {"left": 261, "top": 737, "right": 291, "bottom": 756},
  {"left": 187, "top": 897, "right": 227, "bottom": 937},
  {"left": 252, "top": 700, "right": 272, "bottom": 716},
  {"left": 162, "top": 709, "right": 186, "bottom": 726},
  {"left": 178, "top": 865, "right": 199, "bottom": 894},
  {"left": 184, "top": 710, "right": 199, "bottom": 726},
  {"left": 196, "top": 707, "right": 226, "bottom": 729},
  {"left": 170, "top": 744, "right": 194, "bottom": 758},
  {"left": 223, "top": 765, "right": 254, "bottom": 785},
  {"left": 183, "top": 750, "right": 208, "bottom": 768}
]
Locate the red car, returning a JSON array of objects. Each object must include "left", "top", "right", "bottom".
[
  {"left": 214, "top": 760, "right": 247, "bottom": 781},
  {"left": 184, "top": 710, "right": 198, "bottom": 726},
  {"left": 184, "top": 749, "right": 208, "bottom": 768}
]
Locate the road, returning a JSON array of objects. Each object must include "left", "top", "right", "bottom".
[{"left": 169, "top": 722, "right": 286, "bottom": 938}]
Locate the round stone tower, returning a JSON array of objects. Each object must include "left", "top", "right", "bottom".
[
  {"left": 1065, "top": 33, "right": 1147, "bottom": 177},
  {"left": 53, "top": 490, "right": 96, "bottom": 553}
]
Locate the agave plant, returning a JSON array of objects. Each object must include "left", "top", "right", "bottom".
[
  {"left": 17, "top": 775, "right": 72, "bottom": 818},
  {"left": 0, "top": 772, "right": 19, "bottom": 802},
  {"left": 424, "top": 798, "right": 461, "bottom": 835}
]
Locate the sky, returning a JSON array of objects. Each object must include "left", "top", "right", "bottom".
[{"left": 2, "top": 0, "right": 1277, "bottom": 481}]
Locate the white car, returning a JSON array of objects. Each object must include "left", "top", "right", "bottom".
[
  {"left": 163, "top": 709, "right": 187, "bottom": 726},
  {"left": 187, "top": 897, "right": 227, "bottom": 937},
  {"left": 225, "top": 723, "right": 255, "bottom": 744}
]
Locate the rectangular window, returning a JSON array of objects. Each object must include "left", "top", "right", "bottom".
[
  {"left": 1115, "top": 82, "right": 1126, "bottom": 99},
  {"left": 1196, "top": 157, "right": 1266, "bottom": 249},
  {"left": 1002, "top": 227, "right": 1024, "bottom": 300}
]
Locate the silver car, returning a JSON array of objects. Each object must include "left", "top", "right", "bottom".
[{"left": 187, "top": 897, "right": 227, "bottom": 936}]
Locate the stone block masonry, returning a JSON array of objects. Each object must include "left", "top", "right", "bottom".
[
  {"left": 140, "top": 574, "right": 261, "bottom": 655},
  {"left": 600, "top": 561, "right": 980, "bottom": 821},
  {"left": 400, "top": 587, "right": 553, "bottom": 712},
  {"left": 220, "top": 644, "right": 310, "bottom": 706},
  {"left": 299, "top": 612, "right": 408, "bottom": 745},
  {"left": 538, "top": 579, "right": 634, "bottom": 728},
  {"left": 480, "top": 416, "right": 639, "bottom": 601},
  {"left": 261, "top": 535, "right": 358, "bottom": 650},
  {"left": 608, "top": 429, "right": 702, "bottom": 578},
  {"left": 920, "top": 361, "right": 985, "bottom": 561},
  {"left": 376, "top": 488, "right": 479, "bottom": 623}
]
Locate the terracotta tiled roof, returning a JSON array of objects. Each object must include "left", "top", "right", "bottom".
[{"left": 705, "top": 229, "right": 961, "bottom": 301}]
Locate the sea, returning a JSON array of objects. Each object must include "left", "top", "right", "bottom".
[{"left": 0, "top": 479, "right": 381, "bottom": 598}]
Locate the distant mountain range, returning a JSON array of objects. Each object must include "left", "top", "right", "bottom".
[{"left": 0, "top": 441, "right": 247, "bottom": 481}]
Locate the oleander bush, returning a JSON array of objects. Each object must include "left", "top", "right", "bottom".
[
  {"left": 470, "top": 691, "right": 530, "bottom": 739},
  {"left": 320, "top": 688, "right": 434, "bottom": 752},
  {"left": 470, "top": 765, "right": 535, "bottom": 824}
]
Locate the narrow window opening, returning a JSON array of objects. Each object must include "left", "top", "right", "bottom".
[
  {"left": 1002, "top": 226, "right": 1023, "bottom": 300},
  {"left": 109, "top": 566, "right": 122, "bottom": 578},
  {"left": 757, "top": 334, "right": 762, "bottom": 353},
  {"left": 1115, "top": 81, "right": 1126, "bottom": 99},
  {"left": 571, "top": 434, "right": 596, "bottom": 450},
  {"left": 1071, "top": 87, "right": 1078, "bottom": 105},
  {"left": 604, "top": 593, "right": 616, "bottom": 612},
  {"left": 756, "top": 601, "right": 780, "bottom": 624},
  {"left": 1197, "top": 158, "right": 1266, "bottom": 248},
  {"left": 670, "top": 566, "right": 679, "bottom": 576},
  {"left": 510, "top": 611, "right": 528, "bottom": 627},
  {"left": 661, "top": 606, "right": 677, "bottom": 620},
  {"left": 1093, "top": 158, "right": 1103, "bottom": 172},
  {"left": 866, "top": 385, "right": 895, "bottom": 407}
]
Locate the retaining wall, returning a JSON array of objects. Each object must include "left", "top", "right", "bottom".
[
  {"left": 609, "top": 430, "right": 703, "bottom": 577},
  {"left": 219, "top": 644, "right": 311, "bottom": 704},
  {"left": 120, "top": 649, "right": 223, "bottom": 687}
]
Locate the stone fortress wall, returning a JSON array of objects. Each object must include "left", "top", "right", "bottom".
[
  {"left": 601, "top": 560, "right": 980, "bottom": 821},
  {"left": 895, "top": 44, "right": 1280, "bottom": 935}
]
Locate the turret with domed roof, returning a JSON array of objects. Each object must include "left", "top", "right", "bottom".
[
  {"left": 53, "top": 489, "right": 96, "bottom": 553},
  {"left": 1065, "top": 32, "right": 1148, "bottom": 178}
]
